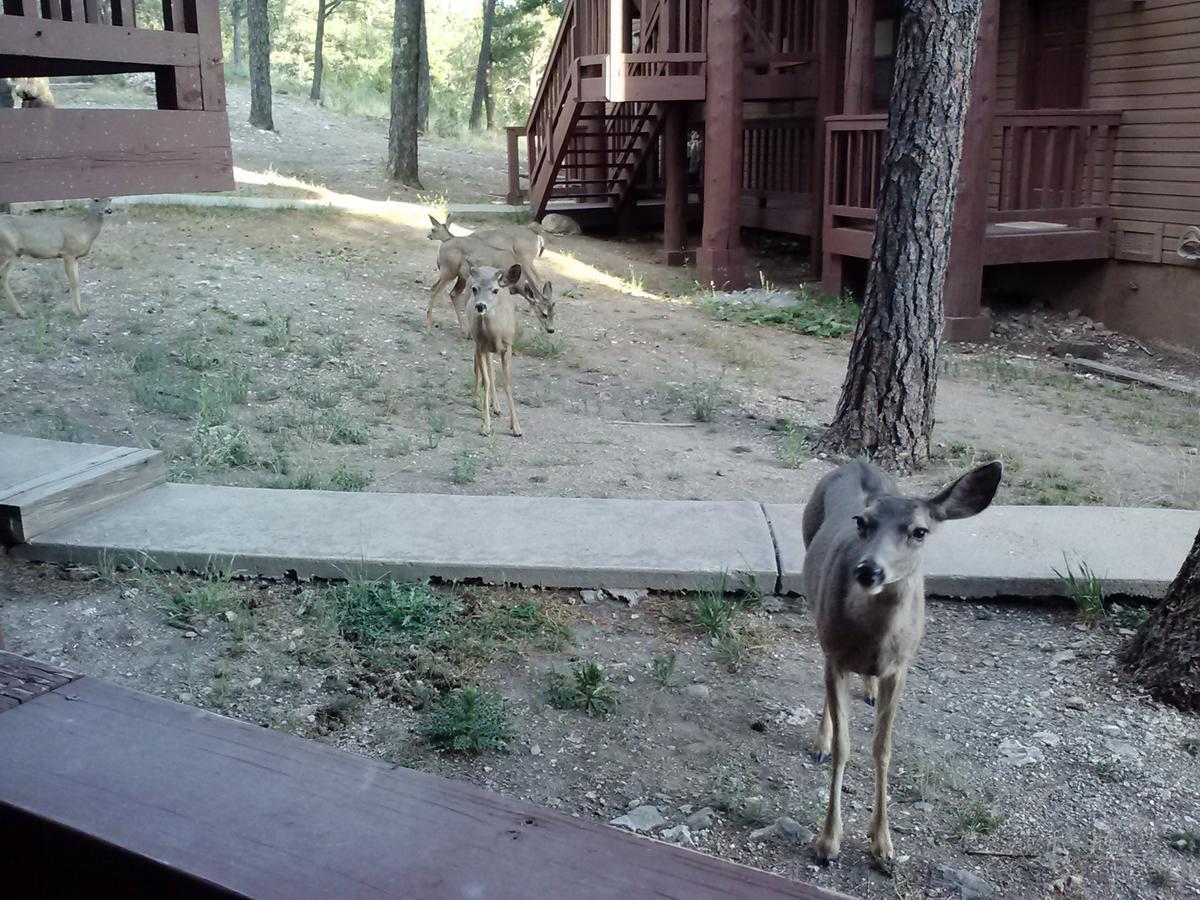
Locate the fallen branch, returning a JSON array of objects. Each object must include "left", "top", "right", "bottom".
[{"left": 964, "top": 849, "right": 1035, "bottom": 859}]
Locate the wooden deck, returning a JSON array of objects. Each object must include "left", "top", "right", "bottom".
[{"left": 0, "top": 651, "right": 844, "bottom": 899}]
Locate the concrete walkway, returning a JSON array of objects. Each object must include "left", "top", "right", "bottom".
[
  {"left": 14, "top": 195, "right": 528, "bottom": 217},
  {"left": 3, "top": 435, "right": 1197, "bottom": 598}
]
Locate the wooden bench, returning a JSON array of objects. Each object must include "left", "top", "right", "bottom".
[{"left": 0, "top": 652, "right": 843, "bottom": 898}]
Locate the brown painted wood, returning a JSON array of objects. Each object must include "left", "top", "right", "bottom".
[
  {"left": 842, "top": 0, "right": 874, "bottom": 115},
  {"left": 0, "top": 110, "right": 234, "bottom": 203},
  {"left": 0, "top": 17, "right": 197, "bottom": 66},
  {"left": 0, "top": 674, "right": 844, "bottom": 899},
  {"left": 0, "top": 653, "right": 79, "bottom": 713},
  {"left": 661, "top": 101, "right": 687, "bottom": 260}
]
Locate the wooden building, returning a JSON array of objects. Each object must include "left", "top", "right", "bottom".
[
  {"left": 513, "top": 0, "right": 1200, "bottom": 348},
  {"left": 0, "top": 0, "right": 234, "bottom": 203}
]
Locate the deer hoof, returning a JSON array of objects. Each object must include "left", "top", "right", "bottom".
[
  {"left": 512, "top": 428, "right": 523, "bottom": 438},
  {"left": 814, "top": 839, "right": 840, "bottom": 866},
  {"left": 864, "top": 695, "right": 876, "bottom": 707}
]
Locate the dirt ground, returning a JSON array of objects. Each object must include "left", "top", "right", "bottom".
[{"left": 2, "top": 558, "right": 1198, "bottom": 899}]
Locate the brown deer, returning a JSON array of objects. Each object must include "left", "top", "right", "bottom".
[
  {"left": 11, "top": 77, "right": 56, "bottom": 108},
  {"left": 1, "top": 198, "right": 113, "bottom": 318},
  {"left": 802, "top": 459, "right": 1002, "bottom": 864},
  {"left": 465, "top": 264, "right": 554, "bottom": 437}
]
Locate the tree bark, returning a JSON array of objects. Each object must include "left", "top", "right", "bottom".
[
  {"left": 388, "top": 0, "right": 422, "bottom": 186},
  {"left": 816, "top": 0, "right": 983, "bottom": 471},
  {"left": 1120, "top": 528, "right": 1200, "bottom": 712},
  {"left": 311, "top": 0, "right": 328, "bottom": 100},
  {"left": 246, "top": 0, "right": 274, "bottom": 130},
  {"left": 469, "top": 0, "right": 497, "bottom": 131},
  {"left": 418, "top": 0, "right": 430, "bottom": 132},
  {"left": 484, "top": 68, "right": 495, "bottom": 130},
  {"left": 230, "top": 0, "right": 245, "bottom": 69}
]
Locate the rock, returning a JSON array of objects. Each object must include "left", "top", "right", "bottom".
[
  {"left": 247, "top": 677, "right": 262, "bottom": 688},
  {"left": 660, "top": 824, "right": 694, "bottom": 846},
  {"left": 1103, "top": 738, "right": 1140, "bottom": 764},
  {"left": 530, "top": 744, "right": 542, "bottom": 757},
  {"left": 763, "top": 595, "right": 788, "bottom": 613},
  {"left": 1065, "top": 696, "right": 1088, "bottom": 711},
  {"left": 930, "top": 865, "right": 998, "bottom": 899},
  {"left": 1032, "top": 731, "right": 1062, "bottom": 747},
  {"left": 610, "top": 589, "right": 648, "bottom": 606},
  {"left": 775, "top": 705, "right": 813, "bottom": 727},
  {"left": 748, "top": 823, "right": 779, "bottom": 842},
  {"left": 1067, "top": 308, "right": 1082, "bottom": 320},
  {"left": 686, "top": 807, "right": 715, "bottom": 830},
  {"left": 580, "top": 590, "right": 603, "bottom": 604},
  {"left": 774, "top": 816, "right": 813, "bottom": 844},
  {"left": 1050, "top": 650, "right": 1076, "bottom": 665},
  {"left": 683, "top": 684, "right": 711, "bottom": 700},
  {"left": 540, "top": 212, "right": 583, "bottom": 235},
  {"left": 998, "top": 738, "right": 1044, "bottom": 766},
  {"left": 913, "top": 801, "right": 932, "bottom": 811},
  {"left": 1053, "top": 340, "right": 1106, "bottom": 361},
  {"left": 609, "top": 805, "right": 666, "bottom": 833}
]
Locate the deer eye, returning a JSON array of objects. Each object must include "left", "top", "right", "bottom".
[
  {"left": 911, "top": 527, "right": 929, "bottom": 541},
  {"left": 853, "top": 516, "right": 869, "bottom": 535}
]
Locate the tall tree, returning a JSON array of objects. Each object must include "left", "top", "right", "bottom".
[
  {"left": 1121, "top": 528, "right": 1200, "bottom": 711},
  {"left": 469, "top": 0, "right": 497, "bottom": 131},
  {"left": 246, "top": 0, "right": 274, "bottom": 130},
  {"left": 229, "top": 0, "right": 246, "bottom": 69},
  {"left": 418, "top": 0, "right": 430, "bottom": 132},
  {"left": 387, "top": 0, "right": 422, "bottom": 186},
  {"left": 816, "top": 0, "right": 983, "bottom": 470},
  {"left": 310, "top": 0, "right": 353, "bottom": 101}
]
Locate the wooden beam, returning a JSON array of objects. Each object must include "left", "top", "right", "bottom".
[
  {"left": 842, "top": 0, "right": 874, "bottom": 115},
  {"left": 697, "top": 0, "right": 745, "bottom": 290},
  {"left": 943, "top": 0, "right": 999, "bottom": 343},
  {"left": 813, "top": 0, "right": 841, "bottom": 282},
  {"left": 661, "top": 102, "right": 688, "bottom": 264},
  {"left": 0, "top": 17, "right": 198, "bottom": 67}
]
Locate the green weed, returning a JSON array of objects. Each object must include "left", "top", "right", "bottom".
[
  {"left": 422, "top": 686, "right": 511, "bottom": 753},
  {"left": 1054, "top": 556, "right": 1105, "bottom": 626},
  {"left": 955, "top": 805, "right": 1006, "bottom": 839},
  {"left": 546, "top": 661, "right": 617, "bottom": 718},
  {"left": 704, "top": 290, "right": 859, "bottom": 338},
  {"left": 652, "top": 652, "right": 677, "bottom": 687}
]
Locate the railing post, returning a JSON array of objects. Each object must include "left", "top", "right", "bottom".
[
  {"left": 505, "top": 126, "right": 526, "bottom": 205},
  {"left": 943, "top": 0, "right": 999, "bottom": 342},
  {"left": 660, "top": 102, "right": 688, "bottom": 265},
  {"left": 843, "top": 0, "right": 874, "bottom": 115}
]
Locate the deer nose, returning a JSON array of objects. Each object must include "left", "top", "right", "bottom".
[
  {"left": 475, "top": 302, "right": 487, "bottom": 313},
  {"left": 546, "top": 327, "right": 555, "bottom": 333},
  {"left": 854, "top": 561, "right": 883, "bottom": 588}
]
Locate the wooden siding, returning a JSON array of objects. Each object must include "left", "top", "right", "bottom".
[{"left": 1091, "top": 0, "right": 1200, "bottom": 265}]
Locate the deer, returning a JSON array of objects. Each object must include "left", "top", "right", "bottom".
[
  {"left": 428, "top": 228, "right": 553, "bottom": 337},
  {"left": 802, "top": 458, "right": 1002, "bottom": 864},
  {"left": 11, "top": 77, "right": 56, "bottom": 108},
  {"left": 465, "top": 263, "right": 554, "bottom": 437},
  {"left": 0, "top": 198, "right": 113, "bottom": 318}
]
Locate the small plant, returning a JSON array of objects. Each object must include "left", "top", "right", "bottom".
[
  {"left": 695, "top": 590, "right": 735, "bottom": 638},
  {"left": 330, "top": 578, "right": 454, "bottom": 644},
  {"left": 323, "top": 413, "right": 369, "bottom": 446},
  {"left": 652, "top": 652, "right": 677, "bottom": 687},
  {"left": 772, "top": 418, "right": 813, "bottom": 468},
  {"left": 1181, "top": 737, "right": 1200, "bottom": 757},
  {"left": 703, "top": 290, "right": 860, "bottom": 338},
  {"left": 422, "top": 686, "right": 511, "bottom": 753},
  {"left": 452, "top": 450, "right": 477, "bottom": 484},
  {"left": 514, "top": 326, "right": 566, "bottom": 359},
  {"left": 179, "top": 336, "right": 219, "bottom": 372},
  {"left": 1109, "top": 603, "right": 1150, "bottom": 629},
  {"left": 1095, "top": 758, "right": 1124, "bottom": 783},
  {"left": 259, "top": 303, "right": 295, "bottom": 350},
  {"left": 1054, "top": 556, "right": 1105, "bottom": 626},
  {"left": 667, "top": 379, "right": 726, "bottom": 423},
  {"left": 955, "top": 804, "right": 1006, "bottom": 839},
  {"left": 192, "top": 423, "right": 252, "bottom": 470},
  {"left": 1165, "top": 829, "right": 1200, "bottom": 856},
  {"left": 159, "top": 570, "right": 240, "bottom": 628},
  {"left": 329, "top": 464, "right": 370, "bottom": 491},
  {"left": 546, "top": 662, "right": 617, "bottom": 718},
  {"left": 426, "top": 410, "right": 449, "bottom": 449}
]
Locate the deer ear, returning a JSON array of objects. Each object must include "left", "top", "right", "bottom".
[
  {"left": 540, "top": 282, "right": 553, "bottom": 302},
  {"left": 469, "top": 266, "right": 480, "bottom": 280},
  {"left": 428, "top": 214, "right": 441, "bottom": 227},
  {"left": 927, "top": 462, "right": 1003, "bottom": 521},
  {"left": 502, "top": 263, "right": 523, "bottom": 287}
]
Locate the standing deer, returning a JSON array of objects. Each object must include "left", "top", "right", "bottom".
[
  {"left": 802, "top": 459, "right": 1002, "bottom": 863},
  {"left": 10, "top": 77, "right": 56, "bottom": 108},
  {"left": 0, "top": 198, "right": 113, "bottom": 318},
  {"left": 465, "top": 263, "right": 554, "bottom": 437}
]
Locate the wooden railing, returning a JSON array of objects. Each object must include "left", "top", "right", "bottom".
[
  {"left": 993, "top": 110, "right": 1121, "bottom": 227},
  {"left": 743, "top": 115, "right": 815, "bottom": 200},
  {"left": 744, "top": 0, "right": 816, "bottom": 63},
  {"left": 0, "top": 0, "right": 233, "bottom": 202},
  {"left": 824, "top": 110, "right": 1121, "bottom": 231}
]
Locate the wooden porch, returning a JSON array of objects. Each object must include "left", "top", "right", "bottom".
[{"left": 0, "top": 0, "right": 234, "bottom": 203}]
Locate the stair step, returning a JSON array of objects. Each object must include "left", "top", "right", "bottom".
[{"left": 548, "top": 190, "right": 618, "bottom": 198}]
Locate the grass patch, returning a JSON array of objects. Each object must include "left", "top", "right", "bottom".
[
  {"left": 514, "top": 326, "right": 566, "bottom": 359},
  {"left": 421, "top": 686, "right": 511, "bottom": 753},
  {"left": 652, "top": 652, "right": 677, "bottom": 687},
  {"left": 158, "top": 570, "right": 242, "bottom": 629},
  {"left": 685, "top": 576, "right": 764, "bottom": 672},
  {"left": 770, "top": 417, "right": 814, "bottom": 468},
  {"left": 452, "top": 450, "right": 477, "bottom": 484},
  {"left": 1054, "top": 556, "right": 1105, "bottom": 626},
  {"left": 703, "top": 289, "right": 859, "bottom": 338},
  {"left": 329, "top": 463, "right": 371, "bottom": 491},
  {"left": 1165, "top": 830, "right": 1200, "bottom": 856},
  {"left": 955, "top": 805, "right": 1006, "bottom": 839},
  {"left": 666, "top": 378, "right": 727, "bottom": 423},
  {"left": 546, "top": 662, "right": 617, "bottom": 718}
]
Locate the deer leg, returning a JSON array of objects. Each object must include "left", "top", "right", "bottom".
[
  {"left": 812, "top": 701, "right": 832, "bottom": 763},
  {"left": 472, "top": 347, "right": 483, "bottom": 409},
  {"left": 487, "top": 353, "right": 502, "bottom": 414},
  {"left": 816, "top": 662, "right": 850, "bottom": 864},
  {"left": 63, "top": 256, "right": 83, "bottom": 316},
  {"left": 0, "top": 258, "right": 26, "bottom": 318},
  {"left": 868, "top": 668, "right": 906, "bottom": 861},
  {"left": 427, "top": 273, "right": 452, "bottom": 332},
  {"left": 863, "top": 675, "right": 878, "bottom": 707},
  {"left": 501, "top": 348, "right": 522, "bottom": 437},
  {"left": 450, "top": 277, "right": 469, "bottom": 338},
  {"left": 478, "top": 348, "right": 494, "bottom": 435}
]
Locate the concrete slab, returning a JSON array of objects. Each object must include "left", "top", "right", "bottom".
[
  {"left": 765, "top": 504, "right": 1200, "bottom": 599},
  {"left": 0, "top": 434, "right": 118, "bottom": 496},
  {"left": 19, "top": 484, "right": 778, "bottom": 591}
]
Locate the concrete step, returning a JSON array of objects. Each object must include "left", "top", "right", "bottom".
[{"left": 0, "top": 435, "right": 165, "bottom": 545}]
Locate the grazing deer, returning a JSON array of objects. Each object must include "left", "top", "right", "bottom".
[
  {"left": 802, "top": 459, "right": 1002, "bottom": 864},
  {"left": 428, "top": 228, "right": 553, "bottom": 337},
  {"left": 0, "top": 198, "right": 113, "bottom": 318},
  {"left": 11, "top": 77, "right": 56, "bottom": 108},
  {"left": 465, "top": 264, "right": 554, "bottom": 437}
]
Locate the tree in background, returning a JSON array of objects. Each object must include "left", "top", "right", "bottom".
[
  {"left": 247, "top": 0, "right": 275, "bottom": 130},
  {"left": 468, "top": 0, "right": 497, "bottom": 131},
  {"left": 311, "top": 0, "right": 356, "bottom": 101},
  {"left": 229, "top": 0, "right": 247, "bottom": 68},
  {"left": 1121, "top": 528, "right": 1200, "bottom": 711},
  {"left": 388, "top": 0, "right": 422, "bottom": 185},
  {"left": 816, "top": 1, "right": 982, "bottom": 470},
  {"left": 418, "top": 2, "right": 430, "bottom": 132}
]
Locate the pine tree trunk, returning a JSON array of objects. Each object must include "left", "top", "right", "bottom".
[
  {"left": 484, "top": 69, "right": 494, "bottom": 130},
  {"left": 311, "top": 0, "right": 328, "bottom": 101},
  {"left": 388, "top": 0, "right": 422, "bottom": 187},
  {"left": 1120, "top": 528, "right": 1200, "bottom": 712},
  {"left": 247, "top": 0, "right": 274, "bottom": 130},
  {"left": 816, "top": 0, "right": 983, "bottom": 471},
  {"left": 418, "top": 0, "right": 430, "bottom": 133},
  {"left": 469, "top": 0, "right": 496, "bottom": 131},
  {"left": 231, "top": 0, "right": 244, "bottom": 69}
]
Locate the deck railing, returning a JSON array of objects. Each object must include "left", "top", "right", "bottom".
[
  {"left": 824, "top": 114, "right": 887, "bottom": 221},
  {"left": 0, "top": 0, "right": 233, "bottom": 202},
  {"left": 743, "top": 115, "right": 815, "bottom": 201}
]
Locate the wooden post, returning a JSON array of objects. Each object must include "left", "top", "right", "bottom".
[
  {"left": 609, "top": 0, "right": 626, "bottom": 100},
  {"left": 697, "top": 0, "right": 745, "bottom": 290},
  {"left": 943, "top": 0, "right": 999, "bottom": 342},
  {"left": 505, "top": 126, "right": 525, "bottom": 205},
  {"left": 661, "top": 102, "right": 688, "bottom": 265},
  {"left": 843, "top": 0, "right": 874, "bottom": 116},
  {"left": 813, "top": 0, "right": 840, "bottom": 286}
]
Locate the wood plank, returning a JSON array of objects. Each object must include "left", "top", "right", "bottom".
[
  {"left": 0, "top": 17, "right": 198, "bottom": 66},
  {"left": 0, "top": 675, "right": 842, "bottom": 899},
  {"left": 0, "top": 447, "right": 164, "bottom": 545},
  {"left": 983, "top": 228, "right": 1108, "bottom": 265},
  {"left": 0, "top": 109, "right": 234, "bottom": 203},
  {"left": 1063, "top": 359, "right": 1200, "bottom": 397},
  {"left": 0, "top": 652, "right": 80, "bottom": 712}
]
